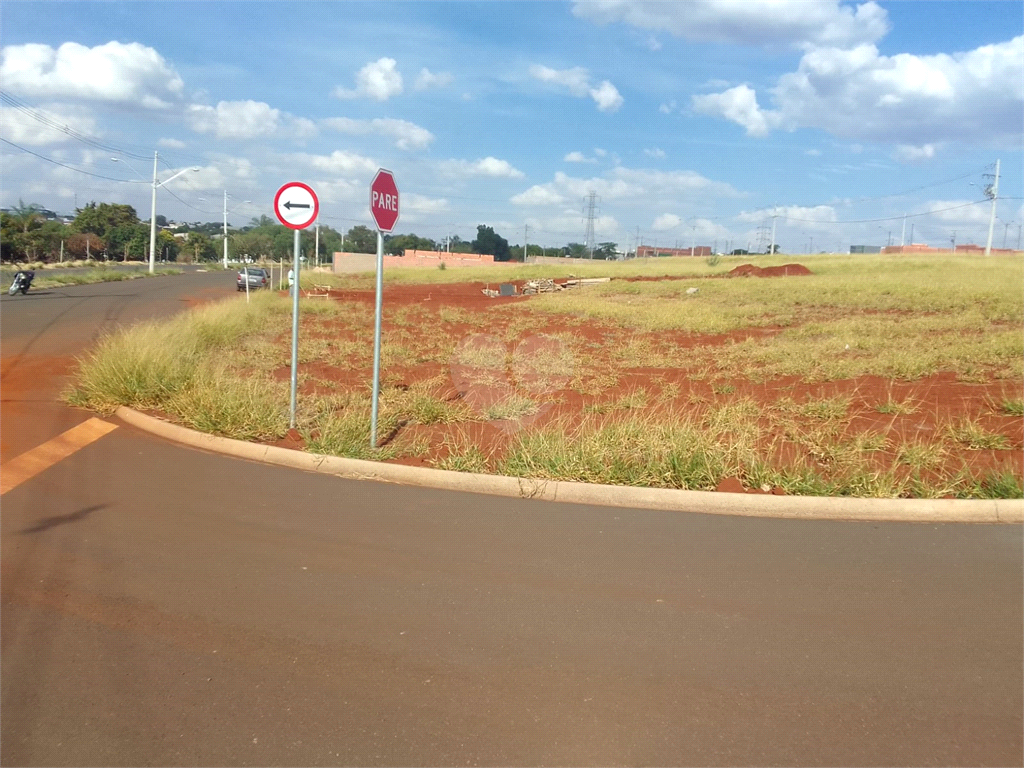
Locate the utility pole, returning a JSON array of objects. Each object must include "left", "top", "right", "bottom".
[
  {"left": 900, "top": 213, "right": 907, "bottom": 248},
  {"left": 950, "top": 231, "right": 956, "bottom": 252},
  {"left": 769, "top": 204, "right": 777, "bottom": 255},
  {"left": 909, "top": 222, "right": 914, "bottom": 245},
  {"left": 690, "top": 223, "right": 696, "bottom": 256},
  {"left": 984, "top": 159, "right": 1000, "bottom": 256},
  {"left": 524, "top": 223, "right": 528, "bottom": 262},
  {"left": 59, "top": 240, "right": 64, "bottom": 264},
  {"left": 223, "top": 190, "right": 229, "bottom": 269},
  {"left": 314, "top": 219, "right": 320, "bottom": 268},
  {"left": 1003, "top": 220, "right": 1012, "bottom": 250},
  {"left": 635, "top": 226, "right": 640, "bottom": 258},
  {"left": 582, "top": 192, "right": 598, "bottom": 259}
]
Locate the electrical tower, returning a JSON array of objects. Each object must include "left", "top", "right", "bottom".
[
  {"left": 755, "top": 219, "right": 770, "bottom": 254},
  {"left": 582, "top": 192, "right": 599, "bottom": 258}
]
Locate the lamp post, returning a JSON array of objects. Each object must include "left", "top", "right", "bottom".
[
  {"left": 113, "top": 153, "right": 199, "bottom": 273},
  {"left": 223, "top": 191, "right": 251, "bottom": 269}
]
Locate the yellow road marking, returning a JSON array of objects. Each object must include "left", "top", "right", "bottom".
[{"left": 1, "top": 418, "right": 118, "bottom": 495}]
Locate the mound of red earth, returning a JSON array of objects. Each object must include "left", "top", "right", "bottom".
[{"left": 728, "top": 263, "right": 812, "bottom": 277}]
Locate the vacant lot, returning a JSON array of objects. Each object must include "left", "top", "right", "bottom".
[{"left": 69, "top": 254, "right": 1023, "bottom": 498}]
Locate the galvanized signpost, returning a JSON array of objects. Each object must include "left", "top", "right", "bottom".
[
  {"left": 368, "top": 169, "right": 399, "bottom": 449},
  {"left": 273, "top": 181, "right": 319, "bottom": 429}
]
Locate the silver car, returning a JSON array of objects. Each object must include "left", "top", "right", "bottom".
[{"left": 236, "top": 267, "right": 270, "bottom": 291}]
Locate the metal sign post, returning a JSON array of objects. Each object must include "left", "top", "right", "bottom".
[
  {"left": 273, "top": 181, "right": 319, "bottom": 431},
  {"left": 370, "top": 230, "right": 384, "bottom": 448},
  {"left": 368, "top": 168, "right": 399, "bottom": 449},
  {"left": 290, "top": 228, "right": 300, "bottom": 428}
]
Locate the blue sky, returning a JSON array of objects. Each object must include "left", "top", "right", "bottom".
[{"left": 1, "top": 1, "right": 1021, "bottom": 252}]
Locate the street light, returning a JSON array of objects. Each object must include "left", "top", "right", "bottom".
[
  {"left": 113, "top": 153, "right": 200, "bottom": 273},
  {"left": 223, "top": 192, "right": 251, "bottom": 269}
]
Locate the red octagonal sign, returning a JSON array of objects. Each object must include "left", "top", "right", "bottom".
[{"left": 369, "top": 168, "right": 399, "bottom": 233}]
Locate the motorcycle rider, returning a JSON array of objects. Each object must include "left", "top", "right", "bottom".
[{"left": 8, "top": 269, "right": 35, "bottom": 295}]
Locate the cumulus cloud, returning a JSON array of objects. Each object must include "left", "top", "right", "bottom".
[
  {"left": 439, "top": 157, "right": 524, "bottom": 178},
  {"left": 405, "top": 193, "right": 450, "bottom": 215},
  {"left": 0, "top": 41, "right": 184, "bottom": 106},
  {"left": 334, "top": 58, "right": 403, "bottom": 101},
  {"left": 693, "top": 36, "right": 1024, "bottom": 147},
  {"left": 187, "top": 100, "right": 316, "bottom": 140},
  {"left": 738, "top": 204, "right": 838, "bottom": 228},
  {"left": 564, "top": 151, "right": 595, "bottom": 163},
  {"left": 293, "top": 150, "right": 379, "bottom": 177},
  {"left": 644, "top": 147, "right": 666, "bottom": 158},
  {"left": 652, "top": 213, "right": 681, "bottom": 230},
  {"left": 658, "top": 99, "right": 677, "bottom": 114},
  {"left": 692, "top": 84, "right": 780, "bottom": 137},
  {"left": 0, "top": 102, "right": 98, "bottom": 146},
  {"left": 512, "top": 167, "right": 738, "bottom": 208},
  {"left": 892, "top": 143, "right": 938, "bottom": 162},
  {"left": 529, "top": 64, "right": 624, "bottom": 112},
  {"left": 414, "top": 68, "right": 453, "bottom": 90},
  {"left": 324, "top": 117, "right": 434, "bottom": 150},
  {"left": 572, "top": 0, "right": 889, "bottom": 50},
  {"left": 158, "top": 137, "right": 186, "bottom": 149}
]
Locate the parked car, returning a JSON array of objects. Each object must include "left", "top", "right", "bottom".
[{"left": 236, "top": 267, "right": 269, "bottom": 291}]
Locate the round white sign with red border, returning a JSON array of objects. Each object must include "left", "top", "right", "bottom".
[{"left": 274, "top": 182, "right": 319, "bottom": 230}]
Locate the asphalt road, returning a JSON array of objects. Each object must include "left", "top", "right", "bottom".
[{"left": 2, "top": 273, "right": 1021, "bottom": 767}]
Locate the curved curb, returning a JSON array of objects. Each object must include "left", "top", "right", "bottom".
[{"left": 115, "top": 407, "right": 1023, "bottom": 524}]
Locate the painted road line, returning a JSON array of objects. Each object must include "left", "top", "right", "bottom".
[{"left": 0, "top": 418, "right": 118, "bottom": 495}]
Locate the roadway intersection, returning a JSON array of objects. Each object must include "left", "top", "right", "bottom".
[{"left": 2, "top": 273, "right": 1021, "bottom": 766}]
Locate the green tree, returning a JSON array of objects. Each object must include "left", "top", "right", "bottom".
[
  {"left": 9, "top": 199, "right": 44, "bottom": 234},
  {"left": 472, "top": 225, "right": 510, "bottom": 261},
  {"left": 72, "top": 202, "right": 140, "bottom": 237},
  {"left": 344, "top": 225, "right": 378, "bottom": 254},
  {"left": 593, "top": 242, "right": 619, "bottom": 260},
  {"left": 185, "top": 232, "right": 217, "bottom": 263},
  {"left": 156, "top": 230, "right": 179, "bottom": 262},
  {"left": 567, "top": 242, "right": 588, "bottom": 258}
]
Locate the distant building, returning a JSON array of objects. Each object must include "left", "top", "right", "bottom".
[
  {"left": 849, "top": 245, "right": 882, "bottom": 254},
  {"left": 636, "top": 245, "right": 711, "bottom": 257}
]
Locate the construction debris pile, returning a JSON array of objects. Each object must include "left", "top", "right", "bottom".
[{"left": 482, "top": 276, "right": 611, "bottom": 298}]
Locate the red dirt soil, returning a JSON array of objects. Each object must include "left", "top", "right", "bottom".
[
  {"left": 263, "top": 279, "right": 1021, "bottom": 495},
  {"left": 728, "top": 263, "right": 813, "bottom": 277}
]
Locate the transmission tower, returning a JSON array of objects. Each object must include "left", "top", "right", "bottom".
[
  {"left": 755, "top": 219, "right": 770, "bottom": 254},
  {"left": 582, "top": 192, "right": 599, "bottom": 258}
]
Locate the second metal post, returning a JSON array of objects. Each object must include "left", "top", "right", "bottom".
[{"left": 370, "top": 230, "right": 384, "bottom": 448}]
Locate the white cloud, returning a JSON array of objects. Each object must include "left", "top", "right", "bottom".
[
  {"left": 439, "top": 157, "right": 525, "bottom": 178},
  {"left": 512, "top": 167, "right": 738, "bottom": 208},
  {"left": 405, "top": 193, "right": 450, "bottom": 215},
  {"left": 658, "top": 99, "right": 677, "bottom": 114},
  {"left": 923, "top": 199, "right": 992, "bottom": 226},
  {"left": 334, "top": 58, "right": 404, "bottom": 101},
  {"left": 187, "top": 100, "right": 316, "bottom": 140},
  {"left": 695, "top": 36, "right": 1024, "bottom": 147},
  {"left": 805, "top": 148, "right": 822, "bottom": 156},
  {"left": 589, "top": 80, "right": 624, "bottom": 112},
  {"left": 652, "top": 213, "right": 681, "bottom": 230},
  {"left": 414, "top": 68, "right": 453, "bottom": 90},
  {"left": 158, "top": 137, "right": 186, "bottom": 149},
  {"left": 594, "top": 148, "right": 608, "bottom": 157},
  {"left": 692, "top": 84, "right": 780, "bottom": 137},
  {"left": 564, "top": 151, "right": 594, "bottom": 163},
  {"left": 738, "top": 204, "right": 838, "bottom": 228},
  {"left": 293, "top": 150, "right": 379, "bottom": 177},
  {"left": 511, "top": 186, "right": 567, "bottom": 206},
  {"left": 0, "top": 102, "right": 97, "bottom": 146},
  {"left": 572, "top": 0, "right": 889, "bottom": 50},
  {"left": 0, "top": 41, "right": 184, "bottom": 106},
  {"left": 529, "top": 64, "right": 624, "bottom": 112},
  {"left": 529, "top": 64, "right": 591, "bottom": 96},
  {"left": 324, "top": 117, "right": 434, "bottom": 150},
  {"left": 644, "top": 147, "right": 666, "bottom": 158},
  {"left": 892, "top": 143, "right": 938, "bottom": 162}
]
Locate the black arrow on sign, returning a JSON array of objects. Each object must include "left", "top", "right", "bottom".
[{"left": 284, "top": 201, "right": 311, "bottom": 210}]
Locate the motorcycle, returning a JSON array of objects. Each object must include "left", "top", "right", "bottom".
[{"left": 8, "top": 270, "right": 35, "bottom": 296}]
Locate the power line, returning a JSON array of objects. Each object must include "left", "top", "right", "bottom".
[
  {"left": 780, "top": 199, "right": 988, "bottom": 224},
  {"left": 1, "top": 138, "right": 150, "bottom": 183}
]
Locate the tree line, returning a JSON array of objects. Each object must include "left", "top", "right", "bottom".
[{"left": 1, "top": 199, "right": 626, "bottom": 264}]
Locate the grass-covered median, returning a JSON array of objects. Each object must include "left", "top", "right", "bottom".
[
  {"left": 2, "top": 263, "right": 183, "bottom": 290},
  {"left": 66, "top": 254, "right": 1023, "bottom": 499}
]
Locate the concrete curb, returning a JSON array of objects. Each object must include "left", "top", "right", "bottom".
[{"left": 115, "top": 407, "right": 1023, "bottom": 524}]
